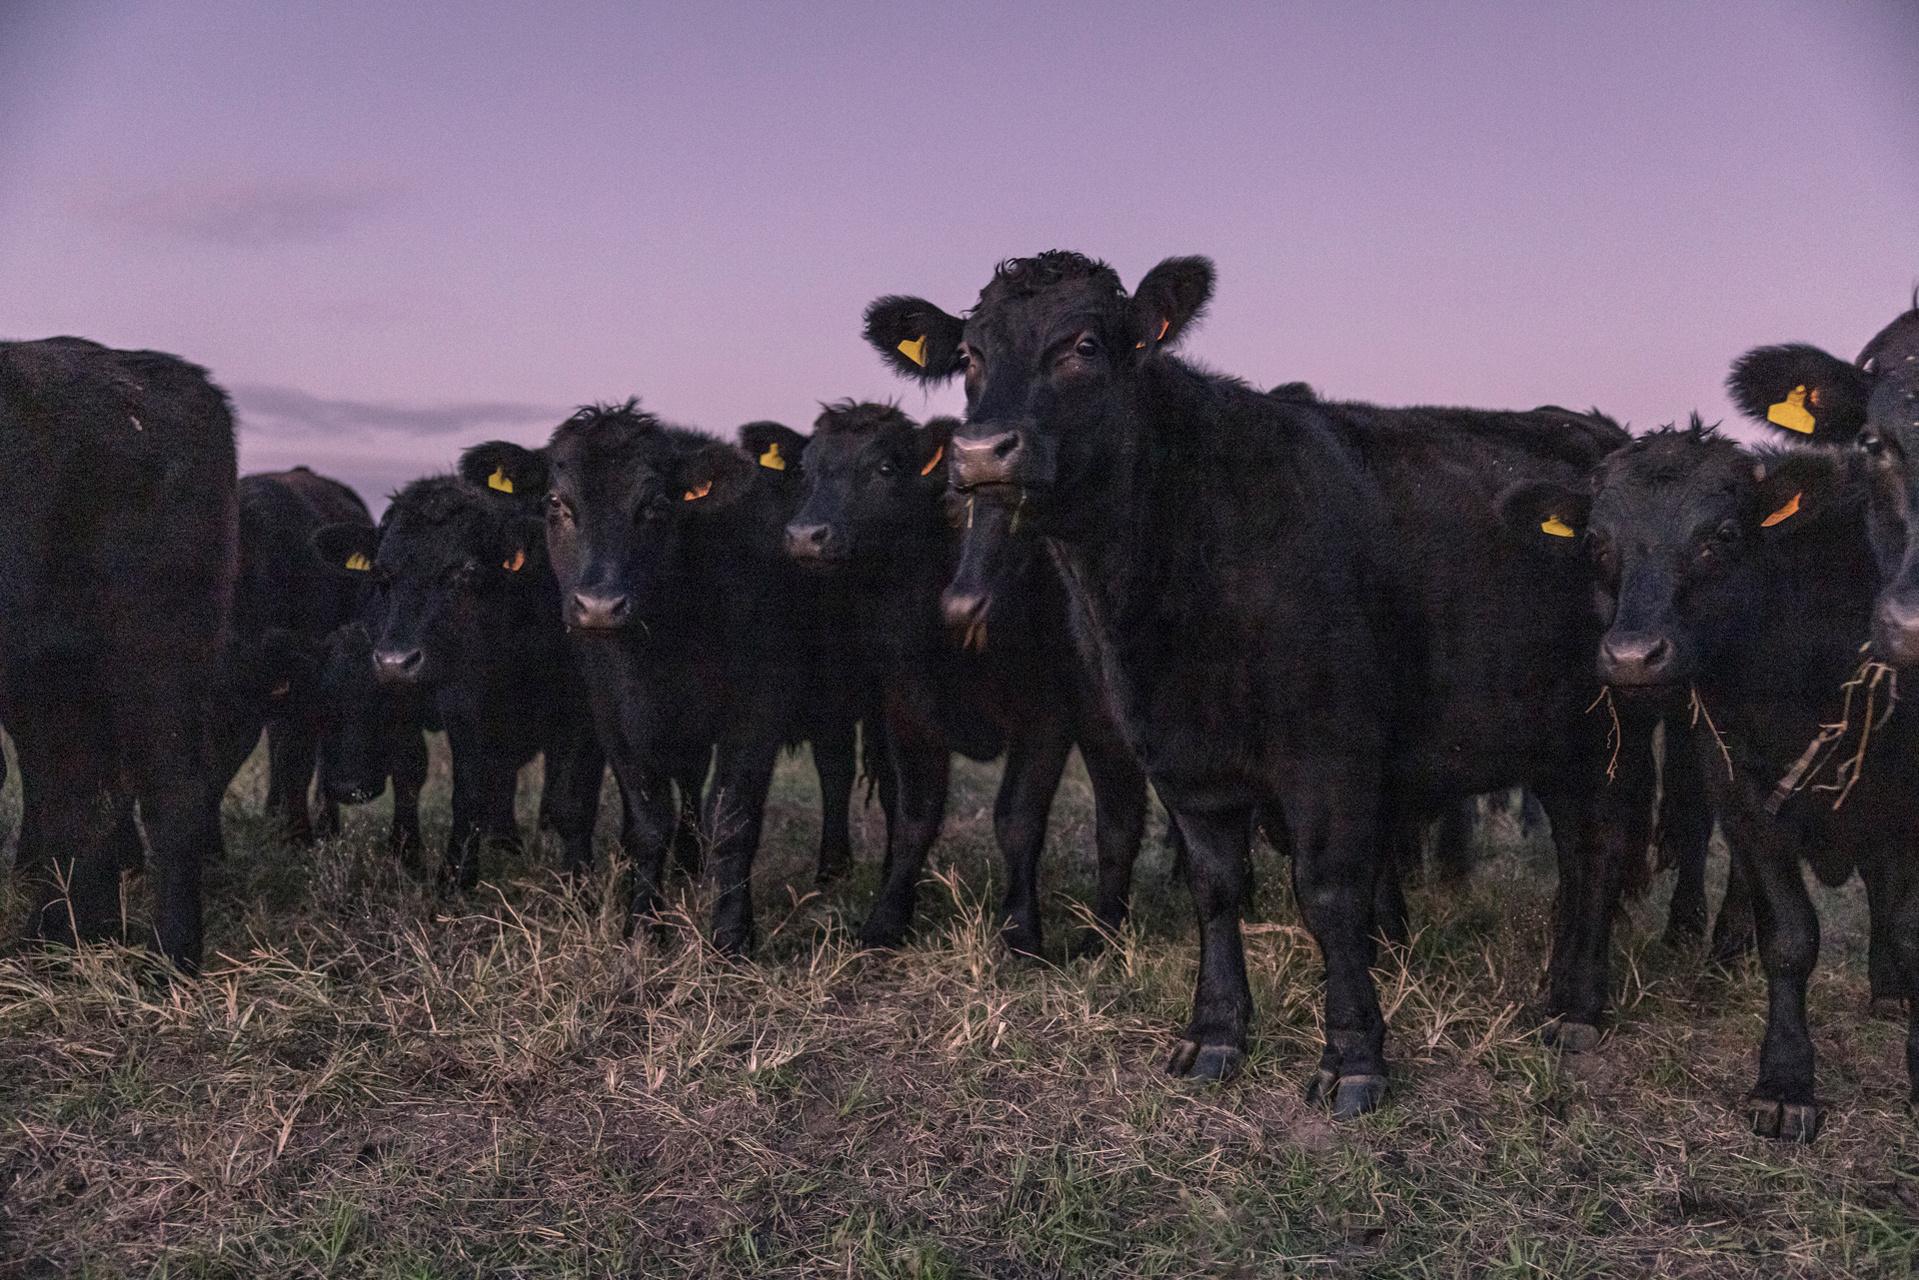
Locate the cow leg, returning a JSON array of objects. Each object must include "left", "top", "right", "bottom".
[
  {"left": 1282, "top": 766, "right": 1390, "bottom": 1117},
  {"left": 1741, "top": 832, "right": 1821, "bottom": 1142},
  {"left": 811, "top": 720, "right": 857, "bottom": 885},
  {"left": 1165, "top": 805, "right": 1255, "bottom": 1083},
  {"left": 1889, "top": 876, "right": 1919, "bottom": 1106},
  {"left": 1864, "top": 871, "right": 1905, "bottom": 1019},
  {"left": 613, "top": 763, "right": 676, "bottom": 929},
  {"left": 122, "top": 679, "right": 222, "bottom": 973},
  {"left": 1709, "top": 842, "right": 1758, "bottom": 966},
  {"left": 12, "top": 709, "right": 124, "bottom": 951},
  {"left": 1074, "top": 729, "right": 1149, "bottom": 956},
  {"left": 386, "top": 726, "right": 428, "bottom": 873},
  {"left": 263, "top": 719, "right": 319, "bottom": 845},
  {"left": 442, "top": 729, "right": 517, "bottom": 892},
  {"left": 706, "top": 738, "right": 782, "bottom": 955},
  {"left": 994, "top": 728, "right": 1071, "bottom": 957},
  {"left": 1658, "top": 725, "right": 1713, "bottom": 943},
  {"left": 538, "top": 725, "right": 604, "bottom": 876},
  {"left": 859, "top": 704, "right": 948, "bottom": 950},
  {"left": 1430, "top": 797, "right": 1474, "bottom": 884}
]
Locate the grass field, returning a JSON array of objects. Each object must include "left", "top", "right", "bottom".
[{"left": 2, "top": 734, "right": 1917, "bottom": 1278}]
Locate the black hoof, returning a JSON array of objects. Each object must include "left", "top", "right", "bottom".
[
  {"left": 1748, "top": 1096, "right": 1821, "bottom": 1143},
  {"left": 1545, "top": 1020, "right": 1602, "bottom": 1054},
  {"left": 711, "top": 924, "right": 756, "bottom": 957},
  {"left": 1167, "top": 1039, "right": 1245, "bottom": 1082},
  {"left": 857, "top": 918, "right": 907, "bottom": 950},
  {"left": 814, "top": 854, "right": 851, "bottom": 886},
  {"left": 1869, "top": 995, "right": 1908, "bottom": 1022},
  {"left": 1305, "top": 1068, "right": 1388, "bottom": 1117},
  {"left": 1000, "top": 924, "right": 1044, "bottom": 959}
]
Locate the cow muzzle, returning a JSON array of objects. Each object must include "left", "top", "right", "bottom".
[
  {"left": 1598, "top": 630, "right": 1679, "bottom": 688},
  {"left": 372, "top": 646, "right": 425, "bottom": 685},
  {"left": 950, "top": 430, "right": 1029, "bottom": 490}
]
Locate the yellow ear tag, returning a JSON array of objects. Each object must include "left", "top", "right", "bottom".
[
  {"left": 503, "top": 548, "right": 526, "bottom": 572},
  {"left": 1539, "top": 516, "right": 1577, "bottom": 538},
  {"left": 487, "top": 465, "right": 514, "bottom": 494},
  {"left": 758, "top": 441, "right": 787, "bottom": 471},
  {"left": 345, "top": 552, "right": 372, "bottom": 572},
  {"left": 897, "top": 335, "right": 929, "bottom": 368},
  {"left": 1760, "top": 491, "right": 1802, "bottom": 528},
  {"left": 920, "top": 443, "right": 944, "bottom": 477},
  {"left": 1766, "top": 385, "right": 1816, "bottom": 435},
  {"left": 683, "top": 480, "right": 712, "bottom": 502}
]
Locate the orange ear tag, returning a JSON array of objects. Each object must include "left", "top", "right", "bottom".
[
  {"left": 1766, "top": 385, "right": 1816, "bottom": 434},
  {"left": 1760, "top": 491, "right": 1802, "bottom": 528},
  {"left": 897, "top": 335, "right": 929, "bottom": 367},
  {"left": 1540, "top": 516, "right": 1576, "bottom": 538},
  {"left": 1135, "top": 317, "right": 1171, "bottom": 350},
  {"left": 345, "top": 552, "right": 372, "bottom": 572},
  {"left": 683, "top": 480, "right": 713, "bottom": 502},
  {"left": 503, "top": 548, "right": 526, "bottom": 572},
  {"left": 920, "top": 443, "right": 945, "bottom": 477},
  {"left": 487, "top": 465, "right": 514, "bottom": 493}
]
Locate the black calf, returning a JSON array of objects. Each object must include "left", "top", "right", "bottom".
[{"left": 786, "top": 401, "right": 1147, "bottom": 954}]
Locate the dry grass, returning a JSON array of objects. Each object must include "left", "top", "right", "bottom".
[{"left": 2, "top": 735, "right": 1917, "bottom": 1278}]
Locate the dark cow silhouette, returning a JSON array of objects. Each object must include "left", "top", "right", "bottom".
[
  {"left": 462, "top": 403, "right": 868, "bottom": 950},
  {"left": 785, "top": 400, "right": 1147, "bottom": 954},
  {"left": 211, "top": 468, "right": 371, "bottom": 842},
  {"left": 0, "top": 337, "right": 237, "bottom": 972},
  {"left": 1502, "top": 423, "right": 1915, "bottom": 1141},
  {"left": 1731, "top": 301, "right": 1919, "bottom": 1016},
  {"left": 312, "top": 475, "right": 604, "bottom": 889},
  {"left": 864, "top": 252, "right": 1665, "bottom": 1115}
]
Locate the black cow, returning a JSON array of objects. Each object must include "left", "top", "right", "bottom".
[
  {"left": 1501, "top": 423, "right": 1912, "bottom": 1141},
  {"left": 863, "top": 252, "right": 1664, "bottom": 1115},
  {"left": 462, "top": 403, "right": 867, "bottom": 951},
  {"left": 311, "top": 475, "right": 604, "bottom": 888},
  {"left": 784, "top": 400, "right": 1148, "bottom": 954},
  {"left": 307, "top": 620, "right": 435, "bottom": 870},
  {"left": 0, "top": 337, "right": 237, "bottom": 972},
  {"left": 1730, "top": 301, "right": 1919, "bottom": 1014},
  {"left": 210, "top": 468, "right": 372, "bottom": 842}
]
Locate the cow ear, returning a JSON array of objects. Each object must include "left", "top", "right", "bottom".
[
  {"left": 1131, "top": 256, "right": 1215, "bottom": 351},
  {"left": 1748, "top": 451, "right": 1842, "bottom": 535},
  {"left": 312, "top": 522, "right": 380, "bottom": 575},
  {"left": 738, "top": 420, "right": 807, "bottom": 475},
  {"left": 459, "top": 440, "right": 549, "bottom": 497},
  {"left": 1497, "top": 479, "right": 1591, "bottom": 548},
  {"left": 676, "top": 442, "right": 756, "bottom": 512},
  {"left": 864, "top": 295, "right": 965, "bottom": 383},
  {"left": 916, "top": 416, "right": 957, "bottom": 483},
  {"left": 1727, "top": 343, "right": 1874, "bottom": 443}
]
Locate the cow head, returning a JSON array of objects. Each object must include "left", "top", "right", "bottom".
[
  {"left": 313, "top": 476, "right": 538, "bottom": 686},
  {"left": 863, "top": 251, "right": 1213, "bottom": 527},
  {"left": 474, "top": 401, "right": 756, "bottom": 633},
  {"left": 1730, "top": 301, "right": 1919, "bottom": 663},
  {"left": 1499, "top": 423, "right": 1838, "bottom": 690},
  {"left": 784, "top": 401, "right": 950, "bottom": 569}
]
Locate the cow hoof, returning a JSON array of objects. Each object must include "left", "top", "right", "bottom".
[
  {"left": 1748, "top": 1096, "right": 1821, "bottom": 1143},
  {"left": 1545, "top": 1020, "right": 1601, "bottom": 1054},
  {"left": 711, "top": 925, "right": 756, "bottom": 957},
  {"left": 1869, "top": 995, "right": 1907, "bottom": 1022},
  {"left": 1306, "top": 1069, "right": 1388, "bottom": 1117},
  {"left": 1167, "top": 1039, "right": 1244, "bottom": 1082},
  {"left": 1000, "top": 924, "right": 1044, "bottom": 959},
  {"left": 857, "top": 918, "right": 907, "bottom": 951}
]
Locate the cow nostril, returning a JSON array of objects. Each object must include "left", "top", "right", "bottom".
[
  {"left": 991, "top": 435, "right": 1020, "bottom": 460},
  {"left": 1642, "top": 637, "right": 1671, "bottom": 669}
]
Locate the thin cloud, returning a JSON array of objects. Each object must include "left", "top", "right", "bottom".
[
  {"left": 233, "top": 383, "right": 564, "bottom": 439},
  {"left": 81, "top": 173, "right": 399, "bottom": 249}
]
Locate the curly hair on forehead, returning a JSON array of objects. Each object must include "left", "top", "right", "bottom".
[
  {"left": 813, "top": 399, "right": 915, "bottom": 436},
  {"left": 976, "top": 251, "right": 1125, "bottom": 307},
  {"left": 1599, "top": 416, "right": 1740, "bottom": 486}
]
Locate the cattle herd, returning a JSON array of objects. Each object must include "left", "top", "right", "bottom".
[{"left": 3, "top": 252, "right": 1917, "bottom": 1146}]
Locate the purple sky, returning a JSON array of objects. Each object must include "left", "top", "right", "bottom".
[{"left": 3, "top": 1, "right": 1915, "bottom": 508}]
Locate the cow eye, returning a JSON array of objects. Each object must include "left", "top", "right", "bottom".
[
  {"left": 954, "top": 347, "right": 974, "bottom": 373},
  {"left": 1074, "top": 336, "right": 1100, "bottom": 359},
  {"left": 1715, "top": 519, "right": 1740, "bottom": 544},
  {"left": 876, "top": 459, "right": 898, "bottom": 478},
  {"left": 545, "top": 493, "right": 572, "bottom": 521},
  {"left": 1860, "top": 432, "right": 1886, "bottom": 457}
]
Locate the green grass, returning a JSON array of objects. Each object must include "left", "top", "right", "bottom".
[{"left": 2, "top": 733, "right": 1916, "bottom": 1278}]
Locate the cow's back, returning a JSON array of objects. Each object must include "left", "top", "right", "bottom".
[{"left": 234, "top": 467, "right": 370, "bottom": 642}]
